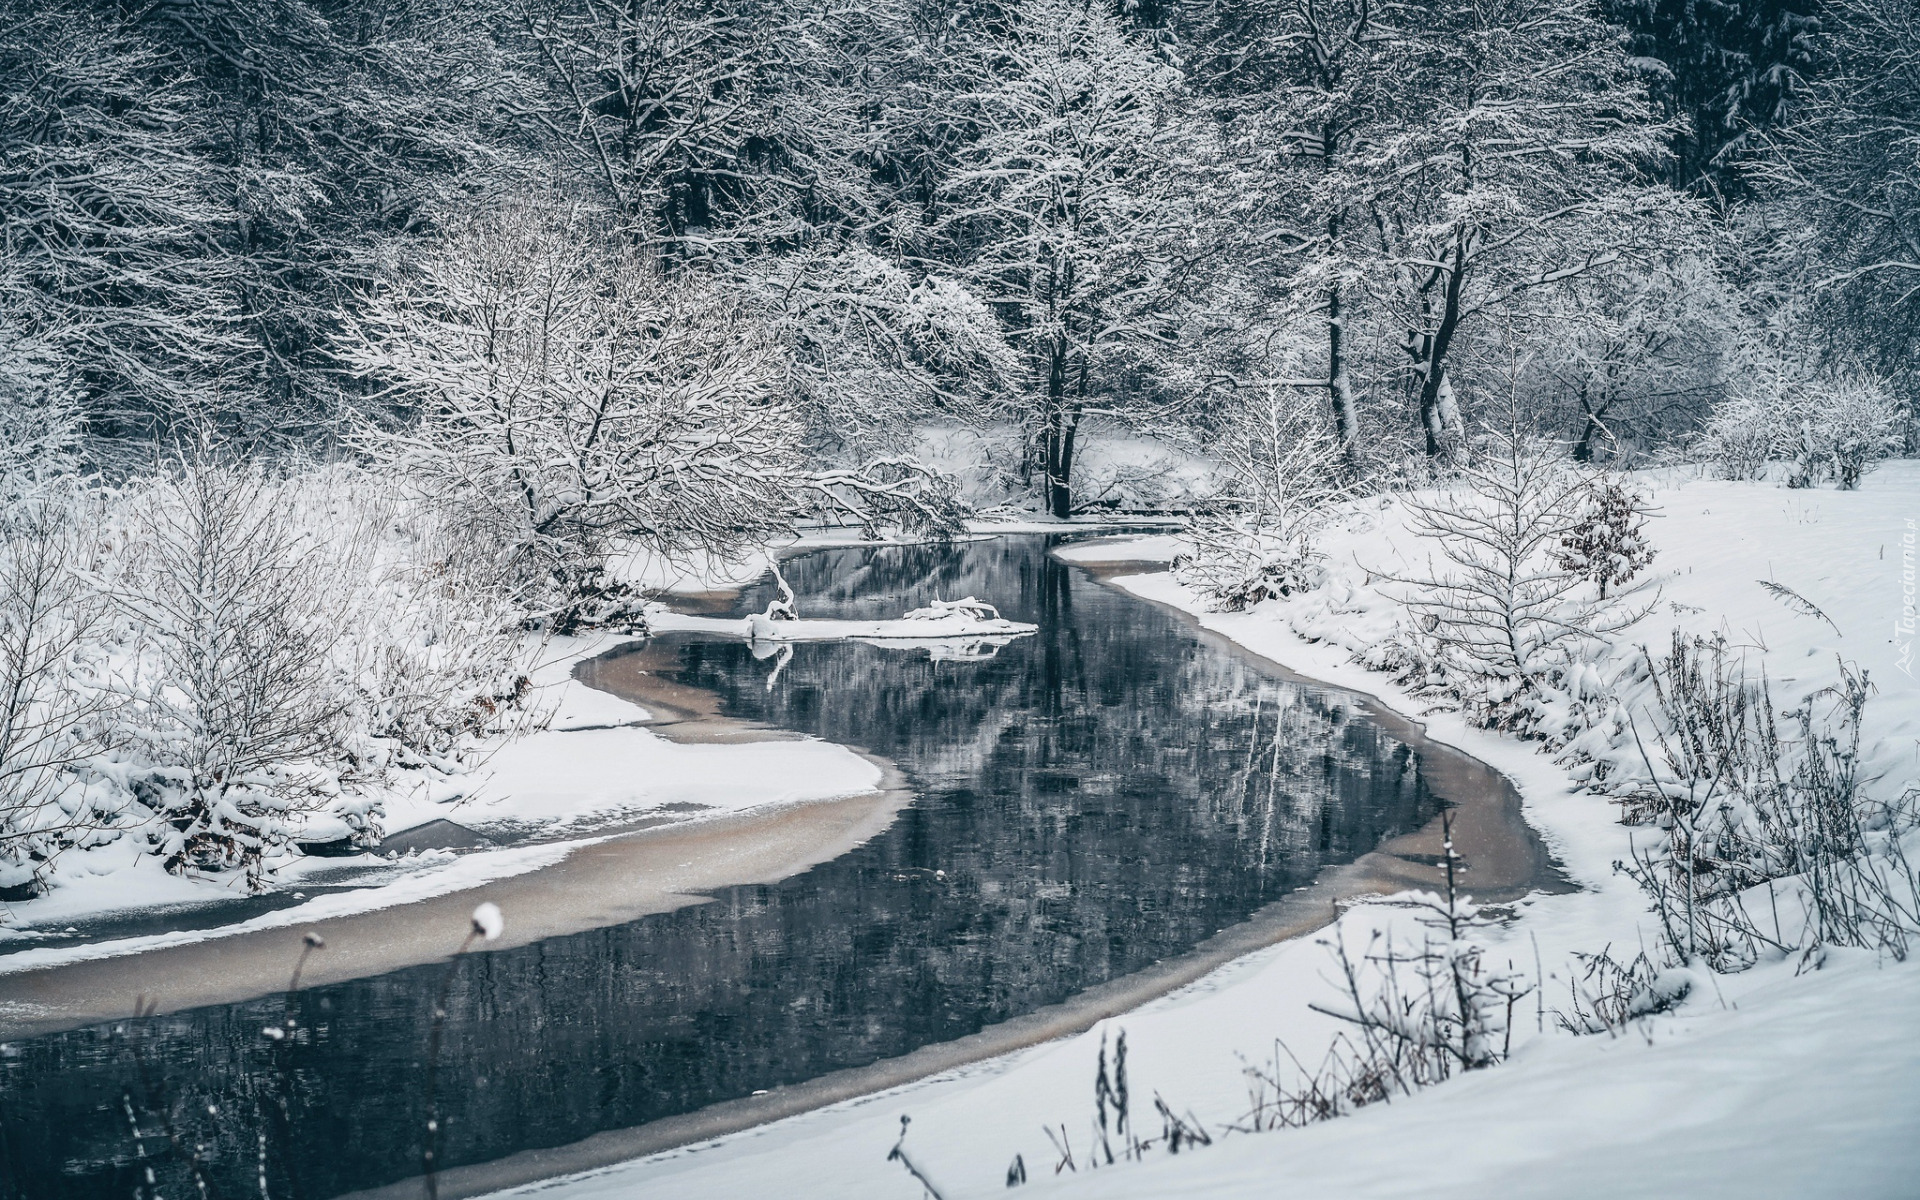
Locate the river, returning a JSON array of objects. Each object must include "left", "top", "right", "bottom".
[{"left": 0, "top": 534, "right": 1548, "bottom": 1199}]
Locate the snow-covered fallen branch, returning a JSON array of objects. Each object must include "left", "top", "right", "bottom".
[{"left": 647, "top": 600, "right": 1037, "bottom": 644}]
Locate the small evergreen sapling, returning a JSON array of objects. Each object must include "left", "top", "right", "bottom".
[{"left": 1553, "top": 476, "right": 1656, "bottom": 600}]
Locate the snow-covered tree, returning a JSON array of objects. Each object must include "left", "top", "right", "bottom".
[
  {"left": 1605, "top": 0, "right": 1820, "bottom": 191},
  {"left": 514, "top": 0, "right": 787, "bottom": 249},
  {"left": 340, "top": 198, "right": 811, "bottom": 609},
  {"left": 0, "top": 0, "right": 245, "bottom": 436},
  {"left": 1387, "top": 427, "right": 1649, "bottom": 721},
  {"left": 1533, "top": 256, "right": 1742, "bottom": 463},
  {"left": 1215, "top": 0, "right": 1682, "bottom": 465},
  {"left": 0, "top": 488, "right": 110, "bottom": 891},
  {"left": 138, "top": 0, "right": 520, "bottom": 428},
  {"left": 1753, "top": 0, "right": 1920, "bottom": 395},
  {"left": 937, "top": 0, "right": 1197, "bottom": 516},
  {"left": 1554, "top": 475, "right": 1657, "bottom": 599},
  {"left": 732, "top": 246, "right": 1017, "bottom": 458},
  {"left": 1177, "top": 390, "right": 1352, "bottom": 608}
]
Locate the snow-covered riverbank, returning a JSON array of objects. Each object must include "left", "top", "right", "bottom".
[
  {"left": 0, "top": 631, "right": 883, "bottom": 957},
  {"left": 503, "top": 466, "right": 1920, "bottom": 1200}
]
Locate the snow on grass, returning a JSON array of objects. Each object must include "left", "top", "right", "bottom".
[{"left": 508, "top": 464, "right": 1920, "bottom": 1200}]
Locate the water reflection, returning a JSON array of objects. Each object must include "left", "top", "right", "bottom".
[{"left": 0, "top": 536, "right": 1436, "bottom": 1199}]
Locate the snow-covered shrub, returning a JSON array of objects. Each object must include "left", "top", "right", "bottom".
[
  {"left": 1244, "top": 823, "right": 1531, "bottom": 1129},
  {"left": 1384, "top": 428, "right": 1646, "bottom": 725},
  {"left": 1, "top": 451, "right": 542, "bottom": 892},
  {"left": 1176, "top": 395, "right": 1348, "bottom": 610},
  {"left": 1551, "top": 947, "right": 1693, "bottom": 1036},
  {"left": 1552, "top": 475, "right": 1656, "bottom": 600},
  {"left": 0, "top": 332, "right": 82, "bottom": 497},
  {"left": 1809, "top": 373, "right": 1903, "bottom": 489},
  {"left": 0, "top": 487, "right": 114, "bottom": 893},
  {"left": 295, "top": 467, "right": 532, "bottom": 761},
  {"left": 1699, "top": 364, "right": 1903, "bottom": 489},
  {"left": 103, "top": 456, "right": 365, "bottom": 884},
  {"left": 1697, "top": 390, "right": 1777, "bottom": 481},
  {"left": 1620, "top": 634, "right": 1920, "bottom": 969},
  {"left": 341, "top": 197, "right": 804, "bottom": 613}
]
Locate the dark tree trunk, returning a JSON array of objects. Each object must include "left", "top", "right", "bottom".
[
  {"left": 1043, "top": 339, "right": 1075, "bottom": 518},
  {"left": 1047, "top": 415, "right": 1077, "bottom": 519},
  {"left": 1414, "top": 232, "right": 1468, "bottom": 458},
  {"left": 1327, "top": 284, "right": 1359, "bottom": 468},
  {"left": 1573, "top": 389, "right": 1601, "bottom": 462}
]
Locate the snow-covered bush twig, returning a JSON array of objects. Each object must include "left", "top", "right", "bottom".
[
  {"left": 1619, "top": 635, "right": 1920, "bottom": 969},
  {"left": 103, "top": 453, "right": 366, "bottom": 887},
  {"left": 1699, "top": 364, "right": 1902, "bottom": 490},
  {"left": 1177, "top": 395, "right": 1352, "bottom": 610},
  {"left": 0, "top": 486, "right": 112, "bottom": 892}
]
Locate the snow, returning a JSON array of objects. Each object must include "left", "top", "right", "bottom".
[
  {"left": 1050, "top": 534, "right": 1183, "bottom": 564},
  {"left": 0, "top": 838, "right": 590, "bottom": 976},
  {"left": 1, "top": 631, "right": 882, "bottom": 951},
  {"left": 648, "top": 606, "right": 1038, "bottom": 644},
  {"left": 418, "top": 723, "right": 882, "bottom": 832},
  {"left": 471, "top": 900, "right": 505, "bottom": 941},
  {"left": 499, "top": 463, "right": 1920, "bottom": 1200}
]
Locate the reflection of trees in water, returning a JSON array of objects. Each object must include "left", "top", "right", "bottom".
[{"left": 0, "top": 538, "right": 1434, "bottom": 1200}]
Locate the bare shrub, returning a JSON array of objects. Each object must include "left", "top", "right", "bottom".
[
  {"left": 1238, "top": 817, "right": 1532, "bottom": 1132},
  {"left": 1551, "top": 946, "right": 1691, "bottom": 1036},
  {"left": 1621, "top": 634, "right": 1920, "bottom": 968},
  {"left": 1177, "top": 394, "right": 1351, "bottom": 610},
  {"left": 1014, "top": 1023, "right": 1218, "bottom": 1181},
  {"left": 0, "top": 487, "right": 113, "bottom": 891}
]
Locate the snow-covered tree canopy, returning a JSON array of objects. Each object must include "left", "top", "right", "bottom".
[{"left": 341, "top": 200, "right": 805, "bottom": 572}]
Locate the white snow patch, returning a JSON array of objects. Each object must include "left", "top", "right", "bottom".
[{"left": 1051, "top": 533, "right": 1185, "bottom": 564}]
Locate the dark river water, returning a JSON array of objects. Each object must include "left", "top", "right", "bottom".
[{"left": 0, "top": 535, "right": 1442, "bottom": 1199}]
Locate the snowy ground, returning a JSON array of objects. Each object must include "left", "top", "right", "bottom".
[
  {"left": 501, "top": 464, "right": 1920, "bottom": 1200},
  {"left": 0, "top": 629, "right": 883, "bottom": 963}
]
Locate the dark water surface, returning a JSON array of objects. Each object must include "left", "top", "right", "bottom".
[{"left": 0, "top": 535, "right": 1441, "bottom": 1199}]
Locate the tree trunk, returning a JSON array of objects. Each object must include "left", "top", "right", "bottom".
[
  {"left": 1047, "top": 413, "right": 1078, "bottom": 519},
  {"left": 1327, "top": 285, "right": 1360, "bottom": 469},
  {"left": 1573, "top": 387, "right": 1601, "bottom": 462},
  {"left": 1414, "top": 232, "right": 1468, "bottom": 459},
  {"left": 1043, "top": 339, "right": 1075, "bottom": 518}
]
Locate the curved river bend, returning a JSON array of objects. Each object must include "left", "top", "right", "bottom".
[{"left": 0, "top": 535, "right": 1536, "bottom": 1199}]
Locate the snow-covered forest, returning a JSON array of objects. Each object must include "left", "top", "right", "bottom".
[{"left": 1, "top": 0, "right": 1917, "bottom": 1196}]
